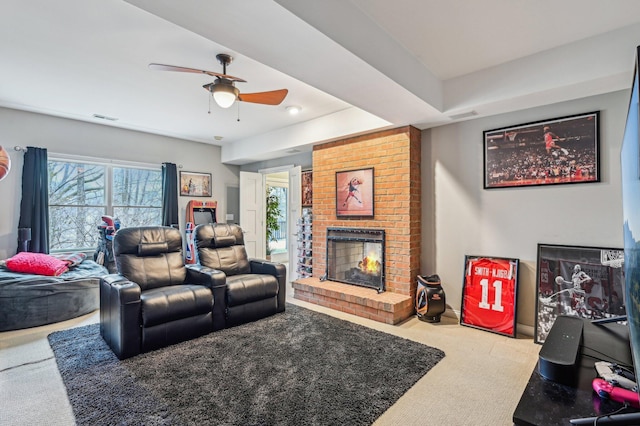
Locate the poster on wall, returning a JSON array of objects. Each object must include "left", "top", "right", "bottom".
[
  {"left": 460, "top": 255, "right": 519, "bottom": 337},
  {"left": 301, "top": 170, "right": 313, "bottom": 207},
  {"left": 179, "top": 171, "right": 212, "bottom": 197},
  {"left": 483, "top": 111, "right": 600, "bottom": 189},
  {"left": 534, "top": 244, "right": 625, "bottom": 344},
  {"left": 335, "top": 168, "right": 374, "bottom": 217}
]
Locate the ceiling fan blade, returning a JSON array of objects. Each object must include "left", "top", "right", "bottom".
[
  {"left": 238, "top": 89, "right": 288, "bottom": 105},
  {"left": 148, "top": 63, "right": 246, "bottom": 82}
]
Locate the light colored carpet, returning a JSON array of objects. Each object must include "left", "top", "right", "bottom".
[{"left": 0, "top": 283, "right": 540, "bottom": 426}]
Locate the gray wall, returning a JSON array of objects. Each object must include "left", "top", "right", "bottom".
[
  {"left": 0, "top": 107, "right": 239, "bottom": 259},
  {"left": 240, "top": 151, "right": 312, "bottom": 173},
  {"left": 422, "top": 90, "right": 628, "bottom": 334}
]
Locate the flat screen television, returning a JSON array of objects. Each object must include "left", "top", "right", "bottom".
[
  {"left": 618, "top": 45, "right": 640, "bottom": 423},
  {"left": 573, "top": 44, "right": 640, "bottom": 426}
]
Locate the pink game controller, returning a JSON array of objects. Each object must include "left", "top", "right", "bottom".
[{"left": 592, "top": 378, "right": 640, "bottom": 408}]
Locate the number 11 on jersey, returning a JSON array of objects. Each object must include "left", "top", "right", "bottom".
[{"left": 478, "top": 279, "right": 505, "bottom": 312}]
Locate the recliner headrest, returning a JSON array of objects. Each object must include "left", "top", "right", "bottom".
[
  {"left": 138, "top": 242, "right": 169, "bottom": 256},
  {"left": 213, "top": 235, "right": 236, "bottom": 248},
  {"left": 114, "top": 226, "right": 183, "bottom": 256},
  {"left": 194, "top": 223, "right": 245, "bottom": 249}
]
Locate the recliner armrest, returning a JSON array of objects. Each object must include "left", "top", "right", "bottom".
[
  {"left": 249, "top": 259, "right": 285, "bottom": 277},
  {"left": 102, "top": 273, "right": 130, "bottom": 286},
  {"left": 101, "top": 274, "right": 141, "bottom": 304},
  {"left": 249, "top": 259, "right": 287, "bottom": 312},
  {"left": 186, "top": 265, "right": 227, "bottom": 331},
  {"left": 186, "top": 265, "right": 226, "bottom": 288},
  {"left": 99, "top": 276, "right": 142, "bottom": 359}
]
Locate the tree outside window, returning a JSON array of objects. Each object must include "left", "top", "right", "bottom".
[{"left": 48, "top": 159, "right": 162, "bottom": 251}]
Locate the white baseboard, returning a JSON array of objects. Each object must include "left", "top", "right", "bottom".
[{"left": 444, "top": 308, "right": 535, "bottom": 338}]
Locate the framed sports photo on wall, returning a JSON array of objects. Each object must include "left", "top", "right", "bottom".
[
  {"left": 179, "top": 171, "right": 212, "bottom": 197},
  {"left": 301, "top": 170, "right": 313, "bottom": 207},
  {"left": 460, "top": 255, "right": 519, "bottom": 337},
  {"left": 335, "top": 168, "right": 374, "bottom": 218},
  {"left": 534, "top": 244, "right": 625, "bottom": 344},
  {"left": 483, "top": 111, "right": 600, "bottom": 189}
]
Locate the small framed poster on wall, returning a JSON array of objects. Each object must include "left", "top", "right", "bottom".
[
  {"left": 335, "top": 167, "right": 374, "bottom": 218},
  {"left": 460, "top": 255, "right": 520, "bottom": 337},
  {"left": 301, "top": 170, "right": 313, "bottom": 207},
  {"left": 179, "top": 171, "right": 212, "bottom": 197}
]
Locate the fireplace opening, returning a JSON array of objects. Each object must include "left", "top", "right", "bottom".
[{"left": 326, "top": 227, "right": 385, "bottom": 293}]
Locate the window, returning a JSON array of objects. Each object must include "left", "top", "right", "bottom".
[{"left": 48, "top": 158, "right": 162, "bottom": 251}]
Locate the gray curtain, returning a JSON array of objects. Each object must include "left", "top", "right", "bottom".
[
  {"left": 18, "top": 146, "right": 49, "bottom": 253},
  {"left": 161, "top": 162, "right": 179, "bottom": 227}
]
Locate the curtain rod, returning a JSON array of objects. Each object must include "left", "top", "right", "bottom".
[{"left": 13, "top": 146, "right": 182, "bottom": 169}]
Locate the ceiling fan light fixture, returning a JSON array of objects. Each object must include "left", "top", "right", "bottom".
[
  {"left": 212, "top": 82, "right": 239, "bottom": 108},
  {"left": 286, "top": 105, "right": 302, "bottom": 115}
]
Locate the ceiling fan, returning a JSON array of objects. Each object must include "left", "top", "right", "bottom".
[{"left": 149, "top": 53, "right": 288, "bottom": 109}]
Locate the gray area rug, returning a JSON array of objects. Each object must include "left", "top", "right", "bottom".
[{"left": 48, "top": 304, "right": 445, "bottom": 426}]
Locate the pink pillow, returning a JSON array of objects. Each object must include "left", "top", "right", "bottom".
[{"left": 5, "top": 252, "right": 69, "bottom": 276}]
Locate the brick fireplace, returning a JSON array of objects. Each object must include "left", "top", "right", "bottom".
[{"left": 293, "top": 126, "right": 421, "bottom": 324}]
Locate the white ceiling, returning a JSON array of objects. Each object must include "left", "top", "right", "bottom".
[{"left": 2, "top": 0, "right": 640, "bottom": 165}]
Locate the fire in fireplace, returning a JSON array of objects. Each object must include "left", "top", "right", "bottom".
[{"left": 325, "top": 227, "right": 385, "bottom": 293}]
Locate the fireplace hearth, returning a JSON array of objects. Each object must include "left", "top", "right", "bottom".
[{"left": 325, "top": 227, "right": 385, "bottom": 293}]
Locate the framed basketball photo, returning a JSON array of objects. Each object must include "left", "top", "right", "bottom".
[
  {"left": 461, "top": 255, "right": 520, "bottom": 337},
  {"left": 483, "top": 111, "right": 600, "bottom": 189},
  {"left": 534, "top": 244, "right": 625, "bottom": 344}
]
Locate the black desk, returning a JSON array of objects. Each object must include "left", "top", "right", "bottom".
[{"left": 513, "top": 319, "right": 635, "bottom": 425}]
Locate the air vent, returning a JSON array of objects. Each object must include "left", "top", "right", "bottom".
[
  {"left": 448, "top": 110, "right": 478, "bottom": 120},
  {"left": 92, "top": 114, "right": 118, "bottom": 121}
]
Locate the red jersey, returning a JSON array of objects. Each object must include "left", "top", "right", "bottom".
[
  {"left": 544, "top": 132, "right": 553, "bottom": 149},
  {"left": 462, "top": 257, "right": 518, "bottom": 336}
]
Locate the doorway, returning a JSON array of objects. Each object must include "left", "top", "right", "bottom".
[
  {"left": 240, "top": 166, "right": 301, "bottom": 282},
  {"left": 265, "top": 171, "right": 288, "bottom": 263}
]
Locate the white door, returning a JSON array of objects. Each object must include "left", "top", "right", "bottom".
[
  {"left": 240, "top": 171, "right": 265, "bottom": 259},
  {"left": 288, "top": 166, "right": 302, "bottom": 282}
]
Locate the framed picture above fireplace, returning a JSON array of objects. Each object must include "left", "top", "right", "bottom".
[
  {"left": 336, "top": 167, "right": 374, "bottom": 217},
  {"left": 460, "top": 255, "right": 520, "bottom": 338}
]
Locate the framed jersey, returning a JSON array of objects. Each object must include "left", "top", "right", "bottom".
[{"left": 461, "top": 255, "right": 520, "bottom": 337}]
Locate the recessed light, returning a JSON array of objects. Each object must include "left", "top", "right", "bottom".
[
  {"left": 214, "top": 135, "right": 224, "bottom": 141},
  {"left": 286, "top": 105, "right": 302, "bottom": 116}
]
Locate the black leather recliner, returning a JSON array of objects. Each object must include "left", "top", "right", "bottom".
[
  {"left": 190, "top": 223, "right": 286, "bottom": 328},
  {"left": 100, "top": 226, "right": 225, "bottom": 359}
]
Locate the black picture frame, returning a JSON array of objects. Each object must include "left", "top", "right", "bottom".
[
  {"left": 302, "top": 170, "right": 313, "bottom": 207},
  {"left": 534, "top": 243, "right": 625, "bottom": 344},
  {"left": 483, "top": 111, "right": 600, "bottom": 189},
  {"left": 335, "top": 167, "right": 374, "bottom": 218},
  {"left": 179, "top": 171, "right": 212, "bottom": 197},
  {"left": 461, "top": 255, "right": 519, "bottom": 337}
]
